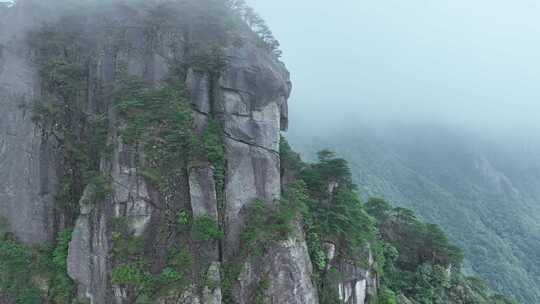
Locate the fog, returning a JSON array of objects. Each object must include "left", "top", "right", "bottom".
[
  {"left": 5, "top": 0, "right": 540, "bottom": 139},
  {"left": 247, "top": 0, "right": 540, "bottom": 139}
]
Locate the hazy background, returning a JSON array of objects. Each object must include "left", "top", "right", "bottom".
[
  {"left": 247, "top": 0, "right": 540, "bottom": 139},
  {"left": 244, "top": 2, "right": 540, "bottom": 301}
]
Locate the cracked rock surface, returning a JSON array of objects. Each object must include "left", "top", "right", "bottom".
[{"left": 1, "top": 1, "right": 317, "bottom": 303}]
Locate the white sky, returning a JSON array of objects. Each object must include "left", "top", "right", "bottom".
[{"left": 247, "top": 0, "right": 540, "bottom": 135}]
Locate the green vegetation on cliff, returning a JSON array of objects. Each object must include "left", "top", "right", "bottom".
[
  {"left": 280, "top": 137, "right": 516, "bottom": 304},
  {"left": 290, "top": 126, "right": 540, "bottom": 303},
  {"left": 0, "top": 219, "right": 75, "bottom": 304},
  {"left": 3, "top": 0, "right": 279, "bottom": 302},
  {"left": 29, "top": 13, "right": 112, "bottom": 228},
  {"left": 366, "top": 198, "right": 515, "bottom": 304}
]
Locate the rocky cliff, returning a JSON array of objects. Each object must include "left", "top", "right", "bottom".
[
  {"left": 2, "top": 2, "right": 517, "bottom": 304},
  {"left": 0, "top": 1, "right": 318, "bottom": 303},
  {"left": 0, "top": 0, "right": 57, "bottom": 245}
]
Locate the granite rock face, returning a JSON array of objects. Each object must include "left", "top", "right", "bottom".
[
  {"left": 67, "top": 185, "right": 110, "bottom": 304},
  {"left": 331, "top": 251, "right": 378, "bottom": 304},
  {"left": 1, "top": 1, "right": 318, "bottom": 303},
  {"left": 220, "top": 39, "right": 289, "bottom": 256},
  {"left": 0, "top": 1, "right": 57, "bottom": 245},
  {"left": 218, "top": 39, "right": 317, "bottom": 303},
  {"left": 263, "top": 228, "right": 319, "bottom": 304}
]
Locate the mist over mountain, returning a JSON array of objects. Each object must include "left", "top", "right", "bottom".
[
  {"left": 287, "top": 122, "right": 540, "bottom": 303},
  {"left": 247, "top": 0, "right": 540, "bottom": 135},
  {"left": 0, "top": 0, "right": 537, "bottom": 303},
  {"left": 248, "top": 0, "right": 540, "bottom": 302}
]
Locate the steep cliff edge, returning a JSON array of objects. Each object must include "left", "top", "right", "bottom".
[
  {"left": 0, "top": 0, "right": 57, "bottom": 245},
  {"left": 0, "top": 2, "right": 518, "bottom": 304},
  {"left": 0, "top": 1, "right": 316, "bottom": 303}
]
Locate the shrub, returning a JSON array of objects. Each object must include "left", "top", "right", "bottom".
[
  {"left": 0, "top": 228, "right": 74, "bottom": 304},
  {"left": 52, "top": 230, "right": 72, "bottom": 269},
  {"left": 176, "top": 209, "right": 190, "bottom": 228},
  {"left": 378, "top": 287, "right": 397, "bottom": 304},
  {"left": 0, "top": 236, "right": 41, "bottom": 303},
  {"left": 240, "top": 182, "right": 307, "bottom": 256},
  {"left": 111, "top": 263, "right": 146, "bottom": 286},
  {"left": 221, "top": 262, "right": 244, "bottom": 304},
  {"left": 192, "top": 216, "right": 223, "bottom": 242}
]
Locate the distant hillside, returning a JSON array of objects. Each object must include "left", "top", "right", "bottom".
[{"left": 289, "top": 123, "right": 540, "bottom": 303}]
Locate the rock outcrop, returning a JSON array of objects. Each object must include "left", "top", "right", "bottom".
[
  {"left": 336, "top": 257, "right": 378, "bottom": 304},
  {"left": 0, "top": 1, "right": 317, "bottom": 303},
  {"left": 322, "top": 239, "right": 377, "bottom": 304},
  {"left": 0, "top": 0, "right": 57, "bottom": 245}
]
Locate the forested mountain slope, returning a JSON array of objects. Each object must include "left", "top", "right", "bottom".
[{"left": 289, "top": 123, "right": 540, "bottom": 303}]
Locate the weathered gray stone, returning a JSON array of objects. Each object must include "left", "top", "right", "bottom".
[
  {"left": 68, "top": 196, "right": 110, "bottom": 304},
  {"left": 189, "top": 162, "right": 221, "bottom": 263},
  {"left": 223, "top": 101, "right": 281, "bottom": 152},
  {"left": 218, "top": 39, "right": 290, "bottom": 153},
  {"left": 335, "top": 250, "right": 378, "bottom": 304},
  {"left": 264, "top": 229, "right": 319, "bottom": 304},
  {"left": 186, "top": 69, "right": 212, "bottom": 115},
  {"left": 202, "top": 262, "right": 222, "bottom": 304},
  {"left": 234, "top": 227, "right": 318, "bottom": 304},
  {"left": 217, "top": 34, "right": 317, "bottom": 304},
  {"left": 366, "top": 271, "right": 378, "bottom": 303},
  {"left": 219, "top": 40, "right": 290, "bottom": 254},
  {"left": 0, "top": 4, "right": 57, "bottom": 245},
  {"left": 112, "top": 141, "right": 153, "bottom": 236},
  {"left": 3, "top": 2, "right": 318, "bottom": 303},
  {"left": 220, "top": 41, "right": 290, "bottom": 113},
  {"left": 222, "top": 90, "right": 250, "bottom": 116},
  {"left": 186, "top": 69, "right": 212, "bottom": 133},
  {"left": 323, "top": 242, "right": 336, "bottom": 269},
  {"left": 223, "top": 138, "right": 281, "bottom": 256},
  {"left": 68, "top": 216, "right": 92, "bottom": 291},
  {"left": 189, "top": 163, "right": 219, "bottom": 219}
]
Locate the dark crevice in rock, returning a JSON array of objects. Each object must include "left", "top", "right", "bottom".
[
  {"left": 228, "top": 112, "right": 251, "bottom": 118},
  {"left": 223, "top": 131, "right": 279, "bottom": 155},
  {"left": 193, "top": 107, "right": 209, "bottom": 116},
  {"left": 220, "top": 86, "right": 255, "bottom": 99}
]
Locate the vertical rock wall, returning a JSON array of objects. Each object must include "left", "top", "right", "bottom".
[
  {"left": 1, "top": 1, "right": 318, "bottom": 303},
  {"left": 218, "top": 39, "right": 318, "bottom": 304},
  {"left": 0, "top": 1, "right": 57, "bottom": 245}
]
